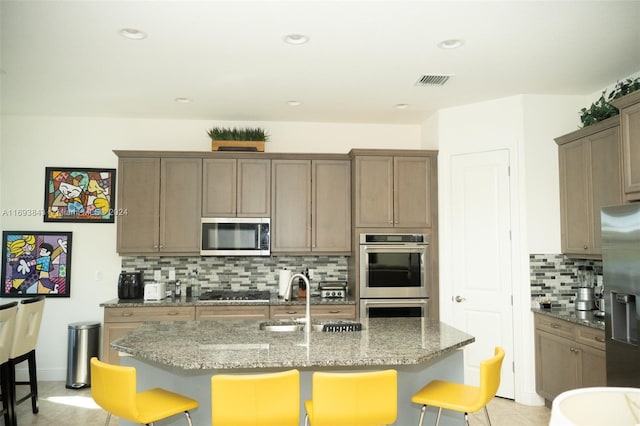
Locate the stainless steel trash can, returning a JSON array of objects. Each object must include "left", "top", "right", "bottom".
[{"left": 66, "top": 321, "right": 100, "bottom": 389}]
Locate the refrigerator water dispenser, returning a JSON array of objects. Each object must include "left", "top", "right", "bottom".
[{"left": 610, "top": 292, "right": 638, "bottom": 345}]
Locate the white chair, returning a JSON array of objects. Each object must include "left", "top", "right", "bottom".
[
  {"left": 8, "top": 296, "right": 45, "bottom": 425},
  {"left": 0, "top": 302, "right": 18, "bottom": 426}
]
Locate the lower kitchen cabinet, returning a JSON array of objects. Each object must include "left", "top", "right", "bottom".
[
  {"left": 534, "top": 313, "right": 606, "bottom": 403},
  {"left": 270, "top": 304, "right": 356, "bottom": 320},
  {"left": 102, "top": 306, "right": 194, "bottom": 365},
  {"left": 195, "top": 305, "right": 269, "bottom": 320}
]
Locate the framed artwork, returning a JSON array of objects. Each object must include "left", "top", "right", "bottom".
[
  {"left": 43, "top": 167, "right": 116, "bottom": 223},
  {"left": 1, "top": 231, "right": 72, "bottom": 298}
]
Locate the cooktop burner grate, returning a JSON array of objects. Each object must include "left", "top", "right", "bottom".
[{"left": 198, "top": 290, "right": 271, "bottom": 302}]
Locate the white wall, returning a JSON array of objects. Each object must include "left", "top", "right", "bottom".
[
  {"left": 435, "top": 94, "right": 586, "bottom": 406},
  {"left": 0, "top": 115, "right": 422, "bottom": 380}
]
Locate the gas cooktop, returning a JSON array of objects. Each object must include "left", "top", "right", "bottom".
[{"left": 198, "top": 290, "right": 271, "bottom": 303}]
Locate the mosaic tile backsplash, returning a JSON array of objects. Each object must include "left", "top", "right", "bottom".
[
  {"left": 121, "top": 255, "right": 348, "bottom": 293},
  {"left": 530, "top": 254, "right": 602, "bottom": 309}
]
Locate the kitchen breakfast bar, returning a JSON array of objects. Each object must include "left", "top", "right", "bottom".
[{"left": 111, "top": 317, "right": 474, "bottom": 426}]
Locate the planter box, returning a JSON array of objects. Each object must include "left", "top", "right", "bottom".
[{"left": 211, "top": 140, "right": 265, "bottom": 152}]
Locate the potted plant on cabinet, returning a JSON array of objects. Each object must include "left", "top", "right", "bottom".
[
  {"left": 579, "top": 77, "right": 640, "bottom": 127},
  {"left": 207, "top": 126, "right": 269, "bottom": 152}
]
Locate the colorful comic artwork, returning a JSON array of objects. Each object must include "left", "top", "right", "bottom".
[
  {"left": 44, "top": 167, "right": 116, "bottom": 223},
  {"left": 1, "top": 231, "right": 72, "bottom": 297}
]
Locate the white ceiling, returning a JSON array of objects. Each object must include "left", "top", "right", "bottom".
[{"left": 1, "top": 0, "right": 639, "bottom": 124}]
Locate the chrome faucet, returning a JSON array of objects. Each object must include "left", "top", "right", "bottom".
[{"left": 284, "top": 273, "right": 311, "bottom": 332}]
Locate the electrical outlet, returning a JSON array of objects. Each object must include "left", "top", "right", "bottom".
[
  {"left": 169, "top": 268, "right": 176, "bottom": 281},
  {"left": 154, "top": 270, "right": 161, "bottom": 281},
  {"left": 308, "top": 269, "right": 314, "bottom": 279}
]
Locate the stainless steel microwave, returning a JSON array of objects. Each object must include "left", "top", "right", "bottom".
[{"left": 201, "top": 218, "right": 270, "bottom": 256}]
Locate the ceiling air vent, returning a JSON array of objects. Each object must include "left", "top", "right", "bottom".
[{"left": 415, "top": 74, "right": 451, "bottom": 86}]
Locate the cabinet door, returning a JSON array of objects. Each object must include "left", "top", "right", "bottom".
[
  {"left": 355, "top": 156, "right": 393, "bottom": 227},
  {"left": 577, "top": 344, "right": 606, "bottom": 388},
  {"left": 394, "top": 156, "right": 432, "bottom": 228},
  {"left": 237, "top": 159, "right": 271, "bottom": 217},
  {"left": 160, "top": 158, "right": 202, "bottom": 253},
  {"left": 589, "top": 127, "right": 622, "bottom": 253},
  {"left": 621, "top": 100, "right": 640, "bottom": 197},
  {"left": 117, "top": 158, "right": 161, "bottom": 254},
  {"left": 312, "top": 160, "right": 351, "bottom": 252},
  {"left": 559, "top": 140, "right": 591, "bottom": 254},
  {"left": 271, "top": 160, "right": 311, "bottom": 252},
  {"left": 102, "top": 322, "right": 138, "bottom": 365},
  {"left": 202, "top": 159, "right": 237, "bottom": 216},
  {"left": 535, "top": 329, "right": 577, "bottom": 400}
]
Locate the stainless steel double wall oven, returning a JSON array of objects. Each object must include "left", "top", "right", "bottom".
[{"left": 359, "top": 233, "right": 430, "bottom": 319}]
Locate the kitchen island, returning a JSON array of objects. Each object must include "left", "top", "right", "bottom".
[{"left": 112, "top": 317, "right": 474, "bottom": 426}]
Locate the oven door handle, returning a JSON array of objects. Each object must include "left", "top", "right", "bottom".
[
  {"left": 361, "top": 299, "right": 429, "bottom": 308},
  {"left": 361, "top": 244, "right": 427, "bottom": 251}
]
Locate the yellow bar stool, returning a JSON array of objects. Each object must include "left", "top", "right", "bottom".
[
  {"left": 211, "top": 369, "right": 300, "bottom": 426},
  {"left": 411, "top": 346, "right": 505, "bottom": 426},
  {"left": 304, "top": 369, "right": 397, "bottom": 426},
  {"left": 90, "top": 357, "right": 199, "bottom": 426}
]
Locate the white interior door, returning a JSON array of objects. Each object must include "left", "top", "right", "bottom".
[{"left": 450, "top": 149, "right": 515, "bottom": 398}]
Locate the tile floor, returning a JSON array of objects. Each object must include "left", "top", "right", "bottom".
[{"left": 13, "top": 381, "right": 550, "bottom": 425}]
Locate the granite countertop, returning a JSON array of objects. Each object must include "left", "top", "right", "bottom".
[
  {"left": 532, "top": 307, "right": 605, "bottom": 330},
  {"left": 111, "top": 317, "right": 475, "bottom": 370},
  {"left": 100, "top": 294, "right": 356, "bottom": 308}
]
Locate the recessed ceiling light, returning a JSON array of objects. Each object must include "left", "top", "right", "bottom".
[
  {"left": 437, "top": 39, "right": 464, "bottom": 49},
  {"left": 174, "top": 97, "right": 192, "bottom": 103},
  {"left": 395, "top": 104, "right": 409, "bottom": 110},
  {"left": 287, "top": 100, "right": 302, "bottom": 106},
  {"left": 119, "top": 28, "right": 147, "bottom": 40},
  {"left": 283, "top": 34, "right": 309, "bottom": 45}
]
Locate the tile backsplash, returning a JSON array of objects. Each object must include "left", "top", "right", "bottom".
[
  {"left": 121, "top": 255, "right": 348, "bottom": 293},
  {"left": 529, "top": 254, "right": 602, "bottom": 309}
]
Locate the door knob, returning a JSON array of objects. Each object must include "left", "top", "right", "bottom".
[{"left": 454, "top": 295, "right": 466, "bottom": 303}]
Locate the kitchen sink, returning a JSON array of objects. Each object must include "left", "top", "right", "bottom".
[
  {"left": 258, "top": 320, "right": 362, "bottom": 332},
  {"left": 259, "top": 321, "right": 304, "bottom": 332}
]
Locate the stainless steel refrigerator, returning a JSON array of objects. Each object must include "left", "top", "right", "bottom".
[{"left": 601, "top": 203, "right": 640, "bottom": 386}]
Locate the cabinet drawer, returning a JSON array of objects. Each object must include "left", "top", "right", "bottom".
[
  {"left": 270, "top": 304, "right": 356, "bottom": 320},
  {"left": 576, "top": 324, "right": 605, "bottom": 350},
  {"left": 105, "top": 306, "right": 194, "bottom": 322},
  {"left": 196, "top": 305, "right": 269, "bottom": 320},
  {"left": 270, "top": 305, "right": 307, "bottom": 320},
  {"left": 310, "top": 305, "right": 356, "bottom": 319},
  {"left": 535, "top": 315, "right": 575, "bottom": 340}
]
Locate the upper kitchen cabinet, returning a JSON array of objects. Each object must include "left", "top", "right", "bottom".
[
  {"left": 555, "top": 117, "right": 622, "bottom": 257},
  {"left": 116, "top": 153, "right": 202, "bottom": 255},
  {"left": 312, "top": 160, "right": 351, "bottom": 252},
  {"left": 202, "top": 158, "right": 270, "bottom": 217},
  {"left": 271, "top": 157, "right": 351, "bottom": 254},
  {"left": 612, "top": 90, "right": 640, "bottom": 201},
  {"left": 351, "top": 150, "right": 437, "bottom": 228}
]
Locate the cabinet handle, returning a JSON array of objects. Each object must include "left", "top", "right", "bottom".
[
  {"left": 286, "top": 311, "right": 298, "bottom": 315},
  {"left": 121, "top": 312, "right": 133, "bottom": 317},
  {"left": 550, "top": 323, "right": 561, "bottom": 329},
  {"left": 167, "top": 312, "right": 179, "bottom": 316},
  {"left": 583, "top": 245, "right": 588, "bottom": 250},
  {"left": 595, "top": 336, "right": 605, "bottom": 343},
  {"left": 328, "top": 310, "right": 340, "bottom": 314}
]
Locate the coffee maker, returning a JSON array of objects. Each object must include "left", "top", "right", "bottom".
[{"left": 118, "top": 272, "right": 143, "bottom": 299}]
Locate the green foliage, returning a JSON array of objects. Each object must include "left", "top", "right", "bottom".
[
  {"left": 580, "top": 77, "right": 640, "bottom": 127},
  {"left": 207, "top": 126, "right": 269, "bottom": 141}
]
